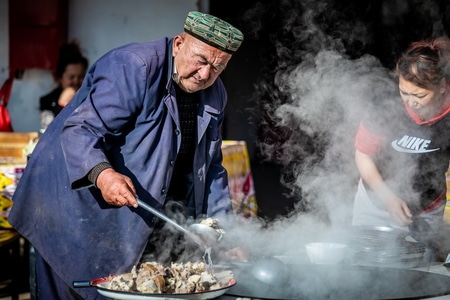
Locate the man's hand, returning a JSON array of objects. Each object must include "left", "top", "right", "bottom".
[
  {"left": 221, "top": 246, "right": 248, "bottom": 262},
  {"left": 96, "top": 168, "right": 138, "bottom": 207}
]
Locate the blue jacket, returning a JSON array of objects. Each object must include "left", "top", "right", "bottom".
[{"left": 9, "top": 37, "right": 232, "bottom": 299}]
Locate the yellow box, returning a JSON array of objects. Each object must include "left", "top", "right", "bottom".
[
  {"left": 221, "top": 140, "right": 257, "bottom": 217},
  {"left": 444, "top": 205, "right": 450, "bottom": 225}
]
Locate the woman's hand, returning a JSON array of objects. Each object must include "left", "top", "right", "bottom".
[
  {"left": 385, "top": 196, "right": 413, "bottom": 226},
  {"left": 96, "top": 168, "right": 138, "bottom": 207},
  {"left": 355, "top": 149, "right": 413, "bottom": 226}
]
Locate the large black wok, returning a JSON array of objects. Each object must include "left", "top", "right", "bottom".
[{"left": 227, "top": 264, "right": 450, "bottom": 299}]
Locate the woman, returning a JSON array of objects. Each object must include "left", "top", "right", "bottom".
[
  {"left": 352, "top": 37, "right": 450, "bottom": 236},
  {"left": 39, "top": 41, "right": 88, "bottom": 130}
]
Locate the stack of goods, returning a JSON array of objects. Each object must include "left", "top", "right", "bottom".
[
  {"left": 0, "top": 159, "right": 26, "bottom": 228},
  {"left": 0, "top": 132, "right": 39, "bottom": 229}
]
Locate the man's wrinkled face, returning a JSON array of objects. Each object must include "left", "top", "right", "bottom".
[{"left": 172, "top": 33, "right": 232, "bottom": 93}]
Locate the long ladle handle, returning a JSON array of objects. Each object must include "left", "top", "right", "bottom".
[
  {"left": 137, "top": 199, "right": 207, "bottom": 249},
  {"left": 137, "top": 198, "right": 191, "bottom": 235}
]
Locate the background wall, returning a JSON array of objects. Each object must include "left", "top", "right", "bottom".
[{"left": 0, "top": 0, "right": 202, "bottom": 132}]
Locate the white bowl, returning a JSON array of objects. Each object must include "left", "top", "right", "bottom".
[{"left": 305, "top": 242, "right": 348, "bottom": 264}]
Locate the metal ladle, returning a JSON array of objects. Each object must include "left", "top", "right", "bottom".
[
  {"left": 250, "top": 256, "right": 289, "bottom": 286},
  {"left": 137, "top": 199, "right": 221, "bottom": 249}
]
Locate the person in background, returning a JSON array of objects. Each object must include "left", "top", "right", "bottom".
[
  {"left": 352, "top": 37, "right": 450, "bottom": 245},
  {"left": 39, "top": 41, "right": 88, "bottom": 130},
  {"left": 8, "top": 11, "right": 244, "bottom": 300}
]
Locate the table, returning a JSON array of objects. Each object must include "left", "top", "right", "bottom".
[
  {"left": 0, "top": 158, "right": 27, "bottom": 300},
  {"left": 0, "top": 229, "right": 20, "bottom": 300}
]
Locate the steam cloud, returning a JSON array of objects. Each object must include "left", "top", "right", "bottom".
[
  {"left": 245, "top": 0, "right": 446, "bottom": 225},
  {"left": 246, "top": 0, "right": 393, "bottom": 231},
  {"left": 150, "top": 0, "right": 449, "bottom": 286},
  {"left": 223, "top": 0, "right": 449, "bottom": 259}
]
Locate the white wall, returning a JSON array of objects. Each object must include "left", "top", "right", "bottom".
[
  {"left": 68, "top": 0, "right": 198, "bottom": 67},
  {"left": 0, "top": 0, "right": 201, "bottom": 132}
]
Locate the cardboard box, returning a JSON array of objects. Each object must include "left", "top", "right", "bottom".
[{"left": 0, "top": 132, "right": 39, "bottom": 161}]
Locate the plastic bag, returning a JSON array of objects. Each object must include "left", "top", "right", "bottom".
[{"left": 0, "top": 78, "right": 13, "bottom": 132}]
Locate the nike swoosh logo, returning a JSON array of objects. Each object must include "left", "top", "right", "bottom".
[{"left": 391, "top": 140, "right": 440, "bottom": 153}]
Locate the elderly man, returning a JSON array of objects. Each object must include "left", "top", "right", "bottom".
[{"left": 9, "top": 11, "right": 243, "bottom": 299}]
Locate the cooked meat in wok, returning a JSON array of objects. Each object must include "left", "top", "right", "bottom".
[
  {"left": 106, "top": 261, "right": 233, "bottom": 294},
  {"left": 200, "top": 218, "right": 226, "bottom": 236}
]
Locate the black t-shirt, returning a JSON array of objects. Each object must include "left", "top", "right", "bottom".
[
  {"left": 357, "top": 94, "right": 450, "bottom": 212},
  {"left": 39, "top": 87, "right": 63, "bottom": 116}
]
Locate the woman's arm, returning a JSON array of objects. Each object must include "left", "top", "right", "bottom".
[{"left": 355, "top": 149, "right": 413, "bottom": 226}]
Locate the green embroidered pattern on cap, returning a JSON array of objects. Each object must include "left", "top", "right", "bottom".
[{"left": 184, "top": 11, "right": 244, "bottom": 54}]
